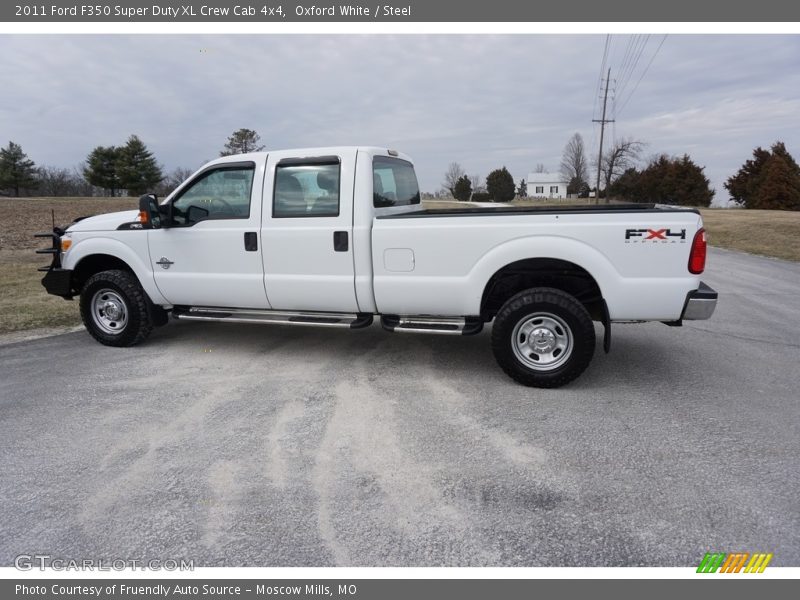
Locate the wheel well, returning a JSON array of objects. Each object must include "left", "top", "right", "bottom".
[
  {"left": 480, "top": 258, "right": 604, "bottom": 321},
  {"left": 72, "top": 254, "right": 133, "bottom": 293}
]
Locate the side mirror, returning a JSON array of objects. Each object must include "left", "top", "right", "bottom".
[{"left": 138, "top": 194, "right": 162, "bottom": 229}]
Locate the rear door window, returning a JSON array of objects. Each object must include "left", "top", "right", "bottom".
[{"left": 273, "top": 158, "right": 340, "bottom": 218}]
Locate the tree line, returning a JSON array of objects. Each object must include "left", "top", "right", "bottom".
[
  {"left": 441, "top": 134, "right": 800, "bottom": 210},
  {"left": 0, "top": 128, "right": 264, "bottom": 198}
]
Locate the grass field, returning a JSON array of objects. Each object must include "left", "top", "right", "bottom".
[
  {"left": 699, "top": 208, "right": 800, "bottom": 262},
  {"left": 1, "top": 197, "right": 798, "bottom": 335}
]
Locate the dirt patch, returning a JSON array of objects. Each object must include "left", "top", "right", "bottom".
[
  {"left": 0, "top": 197, "right": 137, "bottom": 334},
  {"left": 0, "top": 196, "right": 137, "bottom": 251}
]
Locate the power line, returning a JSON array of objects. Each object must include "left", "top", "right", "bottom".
[
  {"left": 617, "top": 35, "right": 650, "bottom": 100},
  {"left": 617, "top": 34, "right": 668, "bottom": 116},
  {"left": 615, "top": 35, "right": 638, "bottom": 96},
  {"left": 590, "top": 35, "right": 612, "bottom": 166},
  {"left": 593, "top": 68, "right": 615, "bottom": 204},
  {"left": 592, "top": 34, "right": 612, "bottom": 120}
]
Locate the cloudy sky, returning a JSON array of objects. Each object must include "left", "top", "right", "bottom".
[{"left": 1, "top": 34, "right": 798, "bottom": 204}]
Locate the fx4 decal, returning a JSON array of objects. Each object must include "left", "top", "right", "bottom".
[{"left": 625, "top": 228, "right": 687, "bottom": 242}]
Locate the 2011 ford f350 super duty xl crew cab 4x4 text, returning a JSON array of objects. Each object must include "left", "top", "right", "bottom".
[{"left": 36, "top": 147, "right": 717, "bottom": 388}]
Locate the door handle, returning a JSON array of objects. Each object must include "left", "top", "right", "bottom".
[
  {"left": 244, "top": 232, "right": 258, "bottom": 251},
  {"left": 333, "top": 231, "right": 348, "bottom": 252}
]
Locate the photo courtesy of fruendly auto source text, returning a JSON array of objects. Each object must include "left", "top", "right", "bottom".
[{"left": 0, "top": 0, "right": 798, "bottom": 598}]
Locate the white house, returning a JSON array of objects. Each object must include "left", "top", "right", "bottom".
[{"left": 526, "top": 173, "right": 569, "bottom": 199}]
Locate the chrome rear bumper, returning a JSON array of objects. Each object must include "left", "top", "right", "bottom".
[{"left": 682, "top": 282, "right": 718, "bottom": 320}]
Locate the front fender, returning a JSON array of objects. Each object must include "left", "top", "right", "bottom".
[{"left": 62, "top": 235, "right": 169, "bottom": 306}]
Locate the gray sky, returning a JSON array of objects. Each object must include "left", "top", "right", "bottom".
[{"left": 1, "top": 34, "right": 798, "bottom": 204}]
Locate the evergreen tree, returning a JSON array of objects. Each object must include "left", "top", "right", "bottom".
[
  {"left": 516, "top": 179, "right": 527, "bottom": 198},
  {"left": 725, "top": 142, "right": 800, "bottom": 209},
  {"left": 486, "top": 167, "right": 516, "bottom": 202},
  {"left": 609, "top": 154, "right": 714, "bottom": 207},
  {"left": 220, "top": 128, "right": 265, "bottom": 156},
  {"left": 453, "top": 175, "right": 472, "bottom": 202},
  {"left": 725, "top": 146, "right": 771, "bottom": 208},
  {"left": 754, "top": 152, "right": 800, "bottom": 210},
  {"left": 0, "top": 141, "right": 37, "bottom": 196},
  {"left": 608, "top": 168, "right": 642, "bottom": 202},
  {"left": 83, "top": 146, "right": 121, "bottom": 196},
  {"left": 117, "top": 135, "right": 163, "bottom": 196}
]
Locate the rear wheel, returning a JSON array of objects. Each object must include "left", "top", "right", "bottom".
[
  {"left": 79, "top": 270, "right": 153, "bottom": 347},
  {"left": 491, "top": 287, "right": 596, "bottom": 388}
]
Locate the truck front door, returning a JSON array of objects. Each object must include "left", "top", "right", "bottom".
[
  {"left": 148, "top": 160, "right": 270, "bottom": 309},
  {"left": 261, "top": 152, "right": 359, "bottom": 312}
]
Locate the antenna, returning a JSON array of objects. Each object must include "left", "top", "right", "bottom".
[{"left": 51, "top": 209, "right": 55, "bottom": 230}]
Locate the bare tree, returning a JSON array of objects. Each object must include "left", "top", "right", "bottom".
[
  {"left": 560, "top": 132, "right": 589, "bottom": 194},
  {"left": 534, "top": 163, "right": 547, "bottom": 173},
  {"left": 442, "top": 162, "right": 466, "bottom": 197},
  {"left": 70, "top": 166, "right": 97, "bottom": 196},
  {"left": 599, "top": 138, "right": 645, "bottom": 200},
  {"left": 37, "top": 166, "right": 71, "bottom": 196},
  {"left": 156, "top": 167, "right": 195, "bottom": 196},
  {"left": 470, "top": 174, "right": 484, "bottom": 193}
]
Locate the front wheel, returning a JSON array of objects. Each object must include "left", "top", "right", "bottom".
[
  {"left": 79, "top": 269, "right": 153, "bottom": 347},
  {"left": 491, "top": 287, "right": 596, "bottom": 388}
]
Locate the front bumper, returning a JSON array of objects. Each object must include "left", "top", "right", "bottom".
[
  {"left": 42, "top": 268, "right": 73, "bottom": 298},
  {"left": 682, "top": 281, "right": 718, "bottom": 320}
]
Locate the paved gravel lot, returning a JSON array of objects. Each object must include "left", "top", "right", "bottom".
[{"left": 1, "top": 248, "right": 798, "bottom": 567}]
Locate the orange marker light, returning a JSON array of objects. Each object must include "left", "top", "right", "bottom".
[
  {"left": 139, "top": 209, "right": 149, "bottom": 225},
  {"left": 60, "top": 239, "right": 72, "bottom": 251}
]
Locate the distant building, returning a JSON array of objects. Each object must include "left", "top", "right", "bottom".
[{"left": 526, "top": 173, "right": 568, "bottom": 198}]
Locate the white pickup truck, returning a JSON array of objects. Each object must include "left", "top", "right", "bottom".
[{"left": 38, "top": 146, "right": 717, "bottom": 387}]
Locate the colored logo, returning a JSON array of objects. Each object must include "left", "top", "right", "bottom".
[
  {"left": 624, "top": 227, "right": 687, "bottom": 242},
  {"left": 697, "top": 552, "right": 773, "bottom": 573}
]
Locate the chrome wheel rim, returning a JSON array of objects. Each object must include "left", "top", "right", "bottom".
[
  {"left": 91, "top": 289, "right": 128, "bottom": 335},
  {"left": 511, "top": 312, "right": 573, "bottom": 371}
]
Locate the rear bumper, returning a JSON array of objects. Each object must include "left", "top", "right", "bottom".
[
  {"left": 681, "top": 281, "right": 718, "bottom": 320},
  {"left": 41, "top": 268, "right": 73, "bottom": 298}
]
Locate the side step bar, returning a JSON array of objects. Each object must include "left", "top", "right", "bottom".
[
  {"left": 173, "top": 307, "right": 374, "bottom": 329},
  {"left": 381, "top": 315, "right": 483, "bottom": 336}
]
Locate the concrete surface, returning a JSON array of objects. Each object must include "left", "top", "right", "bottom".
[{"left": 1, "top": 248, "right": 798, "bottom": 567}]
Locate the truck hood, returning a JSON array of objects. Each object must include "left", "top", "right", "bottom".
[{"left": 66, "top": 210, "right": 140, "bottom": 232}]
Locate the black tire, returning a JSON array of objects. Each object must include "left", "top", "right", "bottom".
[
  {"left": 491, "top": 287, "right": 596, "bottom": 388},
  {"left": 79, "top": 269, "right": 153, "bottom": 347}
]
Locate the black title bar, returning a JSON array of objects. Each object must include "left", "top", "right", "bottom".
[{"left": 4, "top": 0, "right": 800, "bottom": 22}]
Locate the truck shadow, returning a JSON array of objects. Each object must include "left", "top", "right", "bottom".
[{"left": 142, "top": 319, "right": 682, "bottom": 393}]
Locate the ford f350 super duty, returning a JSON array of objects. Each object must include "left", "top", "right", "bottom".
[{"left": 37, "top": 147, "right": 717, "bottom": 387}]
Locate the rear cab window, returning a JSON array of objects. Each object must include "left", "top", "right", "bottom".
[{"left": 372, "top": 156, "right": 420, "bottom": 208}]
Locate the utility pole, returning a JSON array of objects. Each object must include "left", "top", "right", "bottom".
[{"left": 593, "top": 68, "right": 615, "bottom": 204}]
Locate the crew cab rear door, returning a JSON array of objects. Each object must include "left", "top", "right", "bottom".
[{"left": 261, "top": 150, "right": 359, "bottom": 312}]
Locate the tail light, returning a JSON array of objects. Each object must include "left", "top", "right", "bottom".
[{"left": 688, "top": 228, "right": 707, "bottom": 274}]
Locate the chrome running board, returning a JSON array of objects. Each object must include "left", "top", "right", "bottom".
[
  {"left": 381, "top": 315, "right": 483, "bottom": 336},
  {"left": 173, "top": 307, "right": 374, "bottom": 329}
]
